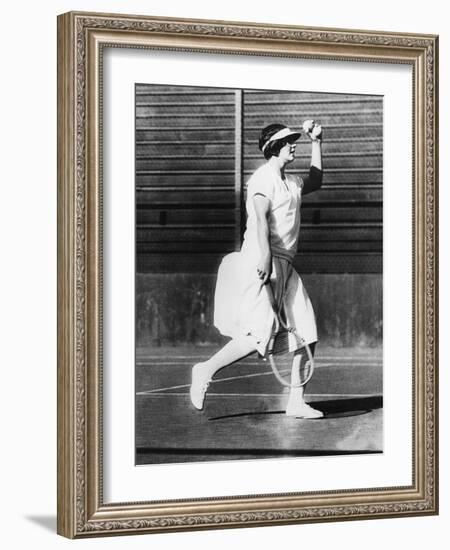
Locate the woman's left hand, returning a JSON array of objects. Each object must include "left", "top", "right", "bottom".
[{"left": 303, "top": 120, "right": 322, "bottom": 142}]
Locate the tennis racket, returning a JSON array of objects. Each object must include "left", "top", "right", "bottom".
[{"left": 265, "top": 282, "right": 315, "bottom": 388}]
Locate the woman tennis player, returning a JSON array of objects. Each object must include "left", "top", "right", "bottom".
[{"left": 190, "top": 120, "right": 324, "bottom": 418}]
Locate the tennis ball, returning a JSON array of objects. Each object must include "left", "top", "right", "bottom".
[{"left": 302, "top": 120, "right": 315, "bottom": 134}]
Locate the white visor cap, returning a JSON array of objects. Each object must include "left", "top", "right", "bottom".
[{"left": 261, "top": 127, "right": 301, "bottom": 153}]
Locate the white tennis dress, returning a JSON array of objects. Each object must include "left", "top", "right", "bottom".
[{"left": 214, "top": 162, "right": 317, "bottom": 355}]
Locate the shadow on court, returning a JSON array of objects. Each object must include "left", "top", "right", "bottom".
[
  {"left": 135, "top": 346, "right": 383, "bottom": 465},
  {"left": 209, "top": 395, "right": 382, "bottom": 421}
]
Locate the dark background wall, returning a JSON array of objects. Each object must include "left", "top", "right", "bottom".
[{"left": 135, "top": 84, "right": 382, "bottom": 347}]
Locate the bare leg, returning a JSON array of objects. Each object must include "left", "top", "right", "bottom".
[{"left": 190, "top": 336, "right": 258, "bottom": 410}]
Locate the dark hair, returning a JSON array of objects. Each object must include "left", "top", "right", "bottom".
[{"left": 259, "top": 123, "right": 295, "bottom": 160}]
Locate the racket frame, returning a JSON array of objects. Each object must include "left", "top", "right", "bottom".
[{"left": 265, "top": 282, "right": 315, "bottom": 388}]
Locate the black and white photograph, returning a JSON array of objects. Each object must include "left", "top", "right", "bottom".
[{"left": 135, "top": 84, "right": 383, "bottom": 465}]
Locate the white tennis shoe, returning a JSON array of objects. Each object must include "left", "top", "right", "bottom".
[
  {"left": 285, "top": 390, "right": 324, "bottom": 418},
  {"left": 285, "top": 386, "right": 324, "bottom": 418},
  {"left": 285, "top": 402, "right": 324, "bottom": 419},
  {"left": 189, "top": 363, "right": 211, "bottom": 411}
]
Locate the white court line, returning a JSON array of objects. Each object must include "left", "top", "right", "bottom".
[
  {"left": 137, "top": 355, "right": 381, "bottom": 362},
  {"left": 137, "top": 392, "right": 380, "bottom": 399},
  {"left": 136, "top": 362, "right": 382, "bottom": 368},
  {"left": 136, "top": 362, "right": 381, "bottom": 395},
  {"left": 137, "top": 368, "right": 289, "bottom": 394}
]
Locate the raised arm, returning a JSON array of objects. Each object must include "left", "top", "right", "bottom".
[
  {"left": 253, "top": 194, "right": 272, "bottom": 284},
  {"left": 302, "top": 120, "right": 323, "bottom": 196}
]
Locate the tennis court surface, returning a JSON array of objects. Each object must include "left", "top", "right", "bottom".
[{"left": 136, "top": 345, "right": 382, "bottom": 465}]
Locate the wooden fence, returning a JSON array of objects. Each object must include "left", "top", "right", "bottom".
[{"left": 136, "top": 84, "right": 382, "bottom": 274}]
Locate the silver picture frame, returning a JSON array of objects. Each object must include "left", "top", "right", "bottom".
[{"left": 57, "top": 11, "right": 438, "bottom": 538}]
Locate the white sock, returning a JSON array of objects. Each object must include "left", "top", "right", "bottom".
[
  {"left": 199, "top": 336, "right": 257, "bottom": 379},
  {"left": 288, "top": 352, "right": 307, "bottom": 405},
  {"left": 290, "top": 353, "right": 303, "bottom": 386}
]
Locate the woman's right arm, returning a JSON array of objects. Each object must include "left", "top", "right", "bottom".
[
  {"left": 302, "top": 120, "right": 323, "bottom": 195},
  {"left": 253, "top": 194, "right": 272, "bottom": 284}
]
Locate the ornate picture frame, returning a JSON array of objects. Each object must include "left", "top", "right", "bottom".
[{"left": 57, "top": 11, "right": 438, "bottom": 538}]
